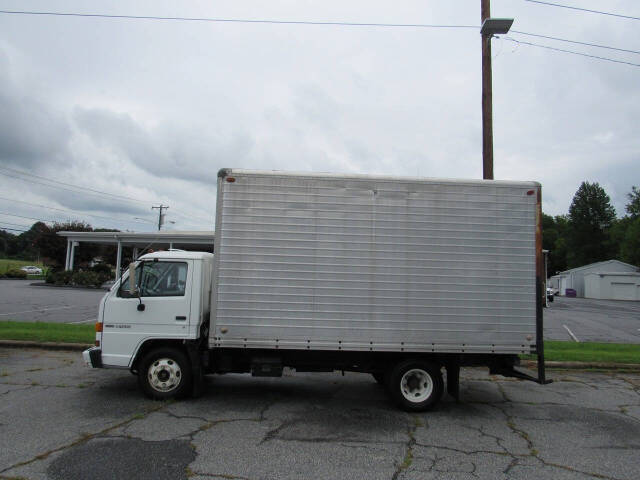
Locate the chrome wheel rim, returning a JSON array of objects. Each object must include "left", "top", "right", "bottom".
[
  {"left": 148, "top": 358, "right": 182, "bottom": 393},
  {"left": 400, "top": 368, "right": 433, "bottom": 403}
]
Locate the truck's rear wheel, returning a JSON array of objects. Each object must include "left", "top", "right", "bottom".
[
  {"left": 138, "top": 348, "right": 192, "bottom": 400},
  {"left": 387, "top": 360, "right": 443, "bottom": 412}
]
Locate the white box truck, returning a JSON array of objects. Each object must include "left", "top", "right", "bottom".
[{"left": 83, "top": 169, "right": 549, "bottom": 411}]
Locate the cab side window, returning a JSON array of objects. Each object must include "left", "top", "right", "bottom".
[{"left": 139, "top": 262, "right": 188, "bottom": 297}]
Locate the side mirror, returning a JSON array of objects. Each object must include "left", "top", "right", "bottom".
[{"left": 128, "top": 262, "right": 138, "bottom": 296}]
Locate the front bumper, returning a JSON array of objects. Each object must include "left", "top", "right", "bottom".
[{"left": 82, "top": 347, "right": 103, "bottom": 368}]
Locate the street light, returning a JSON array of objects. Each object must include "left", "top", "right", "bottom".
[
  {"left": 481, "top": 0, "right": 514, "bottom": 180},
  {"left": 480, "top": 18, "right": 513, "bottom": 36}
]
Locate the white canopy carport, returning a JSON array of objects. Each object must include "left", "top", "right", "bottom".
[{"left": 57, "top": 230, "right": 215, "bottom": 275}]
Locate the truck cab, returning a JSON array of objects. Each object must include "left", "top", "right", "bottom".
[{"left": 84, "top": 251, "right": 213, "bottom": 392}]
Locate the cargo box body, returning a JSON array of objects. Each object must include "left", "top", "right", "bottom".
[{"left": 210, "top": 170, "right": 541, "bottom": 355}]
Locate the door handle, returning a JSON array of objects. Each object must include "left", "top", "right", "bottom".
[{"left": 175, "top": 316, "right": 187, "bottom": 321}]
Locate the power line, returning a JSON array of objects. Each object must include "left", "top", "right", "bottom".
[
  {"left": 0, "top": 226, "right": 28, "bottom": 232},
  {"left": 2, "top": 7, "right": 638, "bottom": 70},
  {"left": 523, "top": 1, "right": 640, "bottom": 21},
  {"left": 170, "top": 210, "right": 213, "bottom": 225},
  {"left": 0, "top": 169, "right": 210, "bottom": 228},
  {"left": 0, "top": 211, "right": 58, "bottom": 223},
  {"left": 0, "top": 166, "right": 155, "bottom": 205},
  {"left": 0, "top": 195, "right": 155, "bottom": 226},
  {"left": 0, "top": 220, "right": 33, "bottom": 229},
  {"left": 0, "top": 170, "right": 155, "bottom": 208},
  {"left": 0, "top": 9, "right": 478, "bottom": 29},
  {"left": 503, "top": 37, "right": 640, "bottom": 67},
  {"left": 511, "top": 30, "right": 640, "bottom": 55}
]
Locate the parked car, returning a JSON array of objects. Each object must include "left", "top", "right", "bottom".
[{"left": 20, "top": 266, "right": 43, "bottom": 275}]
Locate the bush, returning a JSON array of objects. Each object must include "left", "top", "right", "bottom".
[
  {"left": 5, "top": 268, "right": 27, "bottom": 279},
  {"left": 91, "top": 263, "right": 113, "bottom": 278},
  {"left": 72, "top": 271, "right": 106, "bottom": 288},
  {"left": 49, "top": 270, "right": 73, "bottom": 285}
]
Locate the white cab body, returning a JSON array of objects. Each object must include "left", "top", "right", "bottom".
[{"left": 97, "top": 251, "right": 213, "bottom": 367}]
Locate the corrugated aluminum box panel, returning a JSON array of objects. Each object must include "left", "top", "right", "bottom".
[{"left": 210, "top": 170, "right": 539, "bottom": 354}]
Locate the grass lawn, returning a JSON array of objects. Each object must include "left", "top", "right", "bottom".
[
  {"left": 0, "top": 259, "right": 49, "bottom": 276},
  {"left": 0, "top": 321, "right": 94, "bottom": 344},
  {"left": 525, "top": 341, "right": 640, "bottom": 364}
]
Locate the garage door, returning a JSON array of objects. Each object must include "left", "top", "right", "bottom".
[{"left": 611, "top": 282, "right": 635, "bottom": 301}]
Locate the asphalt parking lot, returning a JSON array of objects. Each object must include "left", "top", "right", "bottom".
[
  {"left": 544, "top": 296, "right": 640, "bottom": 343},
  {"left": 1, "top": 347, "right": 639, "bottom": 480},
  {"left": 0, "top": 279, "right": 105, "bottom": 324}
]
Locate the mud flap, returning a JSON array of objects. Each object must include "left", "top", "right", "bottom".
[{"left": 446, "top": 360, "right": 461, "bottom": 400}]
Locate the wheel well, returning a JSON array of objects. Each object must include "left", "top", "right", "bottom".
[{"left": 131, "top": 339, "right": 187, "bottom": 373}]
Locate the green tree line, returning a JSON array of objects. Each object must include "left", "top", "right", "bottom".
[
  {"left": 0, "top": 221, "right": 120, "bottom": 267},
  {"left": 544, "top": 183, "right": 640, "bottom": 276}
]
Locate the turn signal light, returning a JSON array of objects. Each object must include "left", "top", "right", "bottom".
[{"left": 95, "top": 322, "right": 103, "bottom": 332}]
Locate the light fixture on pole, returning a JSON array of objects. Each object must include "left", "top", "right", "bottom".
[
  {"left": 480, "top": 0, "right": 513, "bottom": 180},
  {"left": 480, "top": 18, "right": 513, "bottom": 36}
]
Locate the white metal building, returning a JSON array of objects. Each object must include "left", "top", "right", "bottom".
[
  {"left": 58, "top": 230, "right": 215, "bottom": 276},
  {"left": 584, "top": 272, "right": 640, "bottom": 301},
  {"left": 550, "top": 260, "right": 639, "bottom": 298}
]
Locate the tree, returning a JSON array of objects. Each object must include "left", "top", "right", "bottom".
[
  {"left": 33, "top": 221, "right": 93, "bottom": 268},
  {"left": 567, "top": 181, "right": 616, "bottom": 268},
  {"left": 619, "top": 217, "right": 640, "bottom": 266},
  {"left": 542, "top": 213, "right": 568, "bottom": 275},
  {"left": 626, "top": 186, "right": 640, "bottom": 219}
]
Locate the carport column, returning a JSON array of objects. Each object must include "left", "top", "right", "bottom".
[
  {"left": 69, "top": 241, "right": 77, "bottom": 271},
  {"left": 65, "top": 239, "right": 71, "bottom": 270},
  {"left": 116, "top": 240, "right": 122, "bottom": 279}
]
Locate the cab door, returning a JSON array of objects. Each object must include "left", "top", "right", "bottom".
[{"left": 101, "top": 260, "right": 193, "bottom": 367}]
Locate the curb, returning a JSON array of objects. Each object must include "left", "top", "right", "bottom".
[
  {"left": 0, "top": 340, "right": 91, "bottom": 351},
  {"left": 523, "top": 360, "right": 640, "bottom": 372}
]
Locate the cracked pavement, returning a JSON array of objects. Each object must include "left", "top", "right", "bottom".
[{"left": 1, "top": 348, "right": 639, "bottom": 480}]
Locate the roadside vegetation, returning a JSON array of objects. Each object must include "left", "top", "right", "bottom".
[
  {"left": 45, "top": 263, "right": 113, "bottom": 288},
  {"left": 539, "top": 341, "right": 640, "bottom": 364},
  {"left": 0, "top": 321, "right": 94, "bottom": 344},
  {"left": 544, "top": 183, "right": 640, "bottom": 276},
  {"left": 0, "top": 259, "right": 48, "bottom": 278}
]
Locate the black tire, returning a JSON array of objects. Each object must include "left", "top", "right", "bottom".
[
  {"left": 387, "top": 359, "right": 443, "bottom": 412},
  {"left": 138, "top": 348, "right": 192, "bottom": 400},
  {"left": 548, "top": 295, "right": 554, "bottom": 303}
]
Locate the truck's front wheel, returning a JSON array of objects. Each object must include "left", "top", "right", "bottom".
[
  {"left": 388, "top": 360, "right": 443, "bottom": 412},
  {"left": 138, "top": 348, "right": 192, "bottom": 400}
]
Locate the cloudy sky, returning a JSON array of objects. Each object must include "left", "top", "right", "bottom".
[{"left": 0, "top": 0, "right": 638, "bottom": 233}]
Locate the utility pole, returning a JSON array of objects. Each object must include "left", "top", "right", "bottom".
[
  {"left": 480, "top": 1, "right": 513, "bottom": 181},
  {"left": 481, "top": 0, "right": 493, "bottom": 180},
  {"left": 152, "top": 205, "right": 169, "bottom": 231}
]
